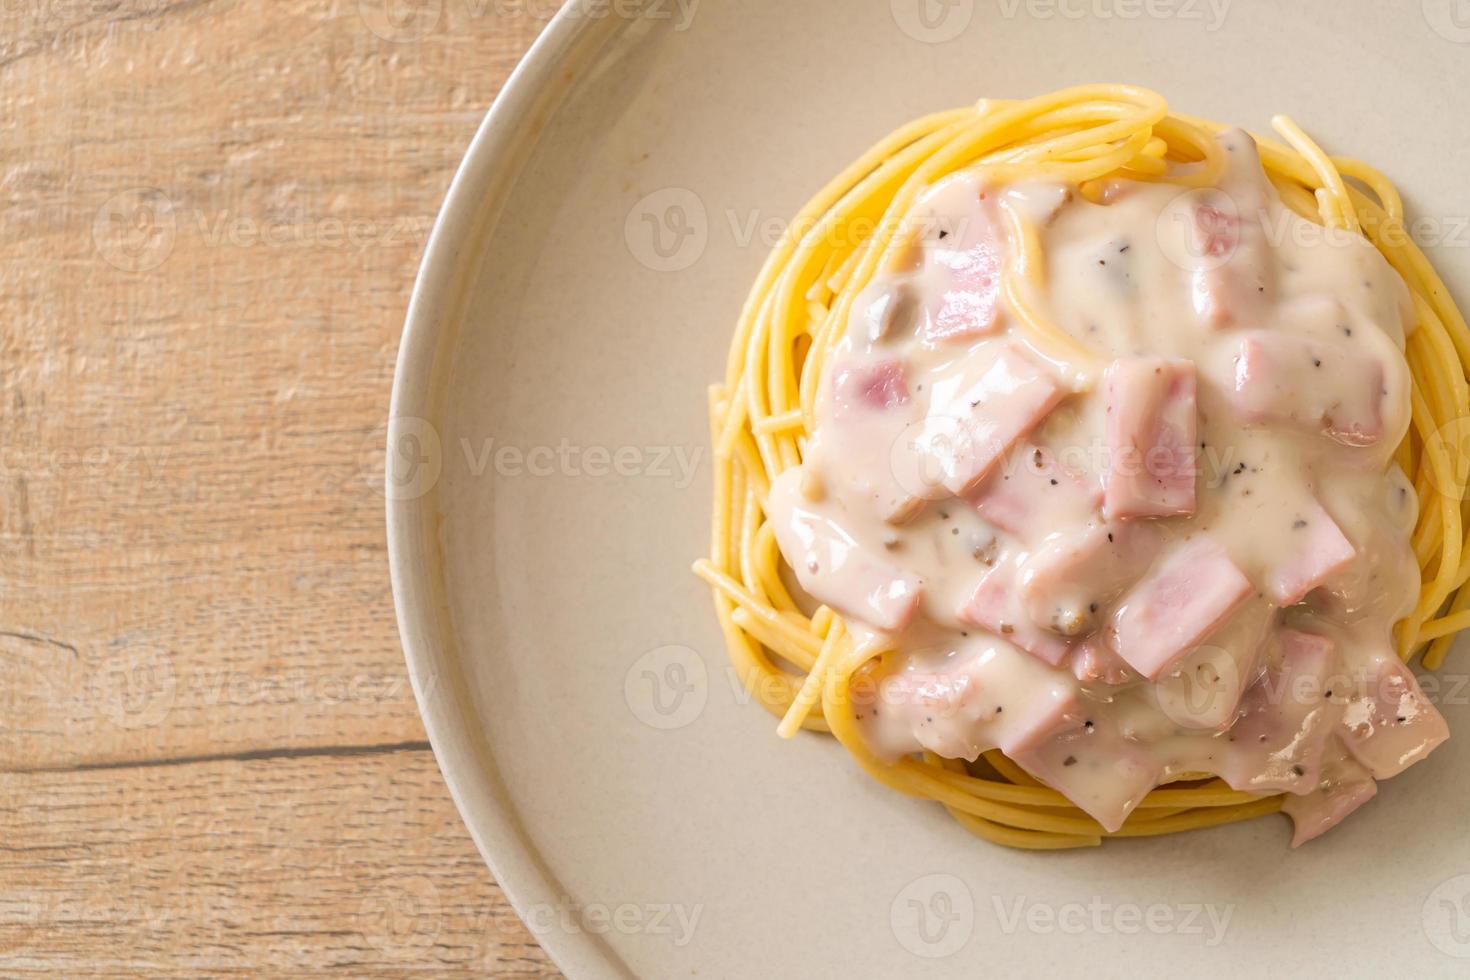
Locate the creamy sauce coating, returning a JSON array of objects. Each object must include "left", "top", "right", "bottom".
[{"left": 769, "top": 132, "right": 1449, "bottom": 841}]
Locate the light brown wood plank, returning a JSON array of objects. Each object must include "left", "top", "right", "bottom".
[
  {"left": 0, "top": 0, "right": 544, "bottom": 769},
  {"left": 0, "top": 747, "right": 563, "bottom": 977}
]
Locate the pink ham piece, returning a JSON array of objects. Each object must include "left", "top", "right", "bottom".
[
  {"left": 876, "top": 659, "right": 1077, "bottom": 763},
  {"left": 1069, "top": 639, "right": 1136, "bottom": 686},
  {"left": 1339, "top": 656, "right": 1449, "bottom": 778},
  {"left": 1183, "top": 132, "right": 1273, "bottom": 330},
  {"left": 919, "top": 343, "right": 1066, "bottom": 497},
  {"left": 1107, "top": 537, "right": 1252, "bottom": 680},
  {"left": 958, "top": 565, "right": 1073, "bottom": 667},
  {"left": 1281, "top": 752, "right": 1378, "bottom": 847},
  {"left": 1103, "top": 357, "right": 1198, "bottom": 519},
  {"left": 1004, "top": 705, "right": 1162, "bottom": 832},
  {"left": 1228, "top": 331, "right": 1386, "bottom": 447},
  {"left": 831, "top": 358, "right": 910, "bottom": 416},
  {"left": 1215, "top": 630, "right": 1342, "bottom": 794},
  {"left": 923, "top": 193, "right": 1003, "bottom": 343},
  {"left": 825, "top": 357, "right": 929, "bottom": 524},
  {"left": 877, "top": 660, "right": 995, "bottom": 761},
  {"left": 1017, "top": 520, "right": 1164, "bottom": 638},
  {"left": 1265, "top": 499, "right": 1356, "bottom": 605},
  {"left": 1186, "top": 202, "right": 1270, "bottom": 330},
  {"left": 966, "top": 442, "right": 1100, "bottom": 538}
]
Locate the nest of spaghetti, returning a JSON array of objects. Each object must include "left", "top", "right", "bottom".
[{"left": 695, "top": 85, "right": 1470, "bottom": 849}]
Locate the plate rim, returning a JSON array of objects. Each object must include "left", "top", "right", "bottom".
[{"left": 385, "top": 5, "right": 633, "bottom": 977}]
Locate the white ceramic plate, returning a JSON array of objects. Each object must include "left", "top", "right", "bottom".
[{"left": 388, "top": 2, "right": 1470, "bottom": 975}]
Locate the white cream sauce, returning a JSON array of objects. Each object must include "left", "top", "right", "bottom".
[{"left": 768, "top": 131, "right": 1449, "bottom": 841}]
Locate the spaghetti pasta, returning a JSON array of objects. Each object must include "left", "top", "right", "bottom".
[{"left": 694, "top": 85, "right": 1470, "bottom": 848}]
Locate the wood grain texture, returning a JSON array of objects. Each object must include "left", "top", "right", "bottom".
[
  {"left": 0, "top": 0, "right": 561, "bottom": 973},
  {"left": 1, "top": 748, "right": 559, "bottom": 976}
]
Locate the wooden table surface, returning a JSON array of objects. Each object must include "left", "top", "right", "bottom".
[{"left": 1, "top": 3, "right": 561, "bottom": 974}]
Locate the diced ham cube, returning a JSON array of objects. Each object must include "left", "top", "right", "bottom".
[
  {"left": 1017, "top": 521, "right": 1164, "bottom": 638},
  {"left": 869, "top": 651, "right": 1078, "bottom": 764},
  {"left": 1107, "top": 537, "right": 1252, "bottom": 680},
  {"left": 1069, "top": 638, "right": 1136, "bottom": 686},
  {"left": 1339, "top": 656, "right": 1449, "bottom": 778},
  {"left": 966, "top": 442, "right": 1100, "bottom": 538},
  {"left": 1004, "top": 706, "right": 1162, "bottom": 832},
  {"left": 1183, "top": 132, "right": 1273, "bottom": 330},
  {"left": 917, "top": 344, "right": 1065, "bottom": 497},
  {"left": 1265, "top": 499, "right": 1357, "bottom": 605},
  {"left": 958, "top": 565, "right": 1073, "bottom": 667},
  {"left": 1215, "top": 630, "right": 1341, "bottom": 793},
  {"left": 923, "top": 193, "right": 1003, "bottom": 343},
  {"left": 878, "top": 660, "right": 995, "bottom": 761},
  {"left": 1103, "top": 357, "right": 1198, "bottom": 518},
  {"left": 832, "top": 358, "right": 909, "bottom": 415},
  {"left": 1187, "top": 205, "right": 1269, "bottom": 330},
  {"left": 994, "top": 685, "right": 1085, "bottom": 757},
  {"left": 1151, "top": 599, "right": 1273, "bottom": 730},
  {"left": 768, "top": 472, "right": 923, "bottom": 634},
  {"left": 1281, "top": 752, "right": 1378, "bottom": 847},
  {"left": 1228, "top": 331, "right": 1386, "bottom": 447}
]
